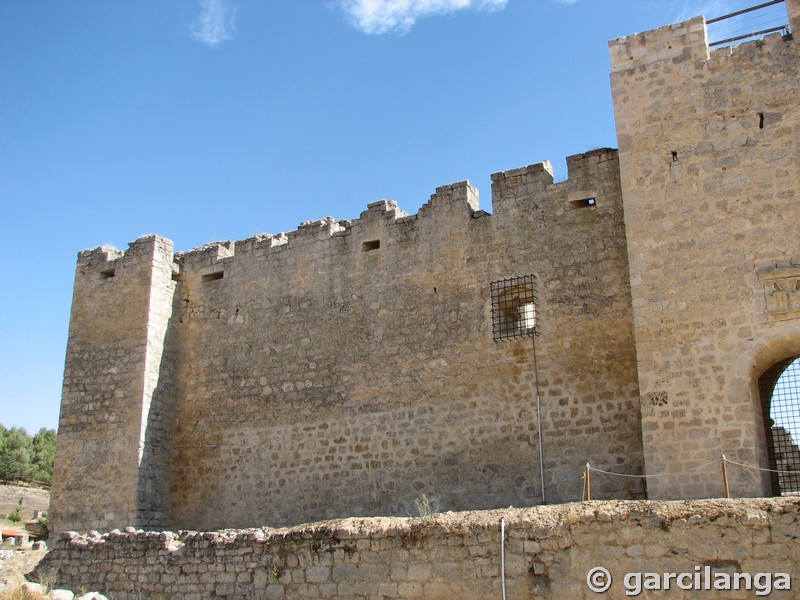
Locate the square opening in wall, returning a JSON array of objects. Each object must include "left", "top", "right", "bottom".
[
  {"left": 202, "top": 271, "right": 224, "bottom": 283},
  {"left": 569, "top": 197, "right": 597, "bottom": 210},
  {"left": 490, "top": 274, "right": 538, "bottom": 342},
  {"left": 362, "top": 240, "right": 381, "bottom": 251}
]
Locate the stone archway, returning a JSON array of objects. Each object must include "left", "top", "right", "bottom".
[{"left": 758, "top": 356, "right": 800, "bottom": 496}]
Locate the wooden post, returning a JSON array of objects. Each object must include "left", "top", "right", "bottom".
[
  {"left": 585, "top": 463, "right": 591, "bottom": 501},
  {"left": 721, "top": 455, "right": 730, "bottom": 498}
]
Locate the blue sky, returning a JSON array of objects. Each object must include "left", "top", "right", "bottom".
[{"left": 0, "top": 0, "right": 787, "bottom": 433}]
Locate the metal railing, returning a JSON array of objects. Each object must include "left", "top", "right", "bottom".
[{"left": 707, "top": 0, "right": 790, "bottom": 47}]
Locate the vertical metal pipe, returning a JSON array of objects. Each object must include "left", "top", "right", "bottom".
[
  {"left": 500, "top": 517, "right": 507, "bottom": 600},
  {"left": 532, "top": 333, "right": 545, "bottom": 505}
]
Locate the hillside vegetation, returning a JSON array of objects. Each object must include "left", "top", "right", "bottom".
[{"left": 0, "top": 425, "right": 56, "bottom": 486}]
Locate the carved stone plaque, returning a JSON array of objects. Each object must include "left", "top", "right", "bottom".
[{"left": 759, "top": 267, "right": 800, "bottom": 321}]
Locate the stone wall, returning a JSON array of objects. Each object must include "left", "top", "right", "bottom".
[
  {"left": 51, "top": 4, "right": 800, "bottom": 538},
  {"left": 35, "top": 497, "right": 799, "bottom": 599},
  {"left": 166, "top": 148, "right": 642, "bottom": 531},
  {"left": 52, "top": 148, "right": 644, "bottom": 535},
  {"left": 610, "top": 15, "right": 800, "bottom": 499}
]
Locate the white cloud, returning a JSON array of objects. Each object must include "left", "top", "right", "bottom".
[
  {"left": 339, "top": 0, "right": 508, "bottom": 35},
  {"left": 554, "top": 0, "right": 578, "bottom": 5},
  {"left": 191, "top": 0, "right": 237, "bottom": 47}
]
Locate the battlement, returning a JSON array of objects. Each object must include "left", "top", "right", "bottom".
[
  {"left": 610, "top": 2, "right": 800, "bottom": 74},
  {"left": 77, "top": 150, "right": 621, "bottom": 283},
  {"left": 610, "top": 16, "right": 709, "bottom": 72},
  {"left": 491, "top": 147, "right": 618, "bottom": 185}
]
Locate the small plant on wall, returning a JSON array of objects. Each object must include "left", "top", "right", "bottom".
[{"left": 414, "top": 494, "right": 438, "bottom": 521}]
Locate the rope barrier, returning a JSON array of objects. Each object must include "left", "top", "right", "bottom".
[
  {"left": 588, "top": 459, "right": 719, "bottom": 479},
  {"left": 588, "top": 457, "right": 800, "bottom": 478},
  {"left": 724, "top": 457, "right": 800, "bottom": 475},
  {"left": 582, "top": 455, "right": 800, "bottom": 501}
]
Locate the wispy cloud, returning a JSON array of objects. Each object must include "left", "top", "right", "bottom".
[
  {"left": 553, "top": 0, "right": 578, "bottom": 5},
  {"left": 339, "top": 0, "right": 508, "bottom": 35},
  {"left": 191, "top": 0, "right": 237, "bottom": 47}
]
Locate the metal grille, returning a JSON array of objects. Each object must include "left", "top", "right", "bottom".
[
  {"left": 759, "top": 356, "right": 800, "bottom": 496},
  {"left": 490, "top": 275, "right": 537, "bottom": 342}
]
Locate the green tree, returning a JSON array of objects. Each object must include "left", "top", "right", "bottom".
[
  {"left": 30, "top": 428, "right": 56, "bottom": 483},
  {"left": 0, "top": 424, "right": 56, "bottom": 484},
  {"left": 0, "top": 427, "right": 32, "bottom": 481}
]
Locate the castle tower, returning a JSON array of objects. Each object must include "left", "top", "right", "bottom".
[
  {"left": 50, "top": 235, "right": 177, "bottom": 533},
  {"left": 610, "top": 12, "right": 800, "bottom": 498}
]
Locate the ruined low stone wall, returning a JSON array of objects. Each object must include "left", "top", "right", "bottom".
[{"left": 35, "top": 498, "right": 799, "bottom": 599}]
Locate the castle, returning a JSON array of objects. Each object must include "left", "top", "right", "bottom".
[{"left": 51, "top": 3, "right": 800, "bottom": 535}]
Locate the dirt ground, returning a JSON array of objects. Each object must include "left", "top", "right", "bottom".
[
  {"left": 0, "top": 484, "right": 51, "bottom": 590},
  {"left": 0, "top": 548, "right": 47, "bottom": 590},
  {"left": 0, "top": 484, "right": 50, "bottom": 526}
]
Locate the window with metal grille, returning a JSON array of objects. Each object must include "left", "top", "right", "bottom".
[
  {"left": 759, "top": 356, "right": 800, "bottom": 496},
  {"left": 490, "top": 275, "right": 538, "bottom": 342}
]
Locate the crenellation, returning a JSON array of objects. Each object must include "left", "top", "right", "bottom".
[
  {"left": 360, "top": 199, "right": 407, "bottom": 220},
  {"left": 77, "top": 245, "right": 124, "bottom": 266},
  {"left": 294, "top": 216, "right": 348, "bottom": 241},
  {"left": 565, "top": 147, "right": 618, "bottom": 181},
  {"left": 418, "top": 180, "right": 480, "bottom": 219},
  {"left": 609, "top": 16, "right": 709, "bottom": 73},
  {"left": 177, "top": 239, "right": 235, "bottom": 265},
  {"left": 490, "top": 160, "right": 553, "bottom": 184},
  {"left": 231, "top": 232, "right": 278, "bottom": 255}
]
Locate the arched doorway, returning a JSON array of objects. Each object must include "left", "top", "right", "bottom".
[{"left": 758, "top": 356, "right": 800, "bottom": 496}]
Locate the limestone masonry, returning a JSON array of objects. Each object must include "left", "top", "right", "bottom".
[
  {"left": 52, "top": 4, "right": 800, "bottom": 536},
  {"left": 35, "top": 498, "right": 800, "bottom": 599}
]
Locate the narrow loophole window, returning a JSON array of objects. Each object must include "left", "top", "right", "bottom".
[
  {"left": 570, "top": 197, "right": 597, "bottom": 210},
  {"left": 99, "top": 268, "right": 116, "bottom": 279},
  {"left": 362, "top": 240, "right": 380, "bottom": 252}
]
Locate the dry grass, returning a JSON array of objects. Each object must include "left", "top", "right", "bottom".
[
  {"left": 0, "top": 585, "right": 48, "bottom": 600},
  {"left": 0, "top": 549, "right": 48, "bottom": 594}
]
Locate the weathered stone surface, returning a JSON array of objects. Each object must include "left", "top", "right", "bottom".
[
  {"left": 49, "top": 4, "right": 799, "bottom": 538},
  {"left": 52, "top": 153, "right": 643, "bottom": 533},
  {"left": 33, "top": 498, "right": 800, "bottom": 600},
  {"left": 610, "top": 13, "right": 800, "bottom": 499}
]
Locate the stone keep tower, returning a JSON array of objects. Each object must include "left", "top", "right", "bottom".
[
  {"left": 50, "top": 236, "right": 178, "bottom": 533},
  {"left": 610, "top": 5, "right": 800, "bottom": 499}
]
